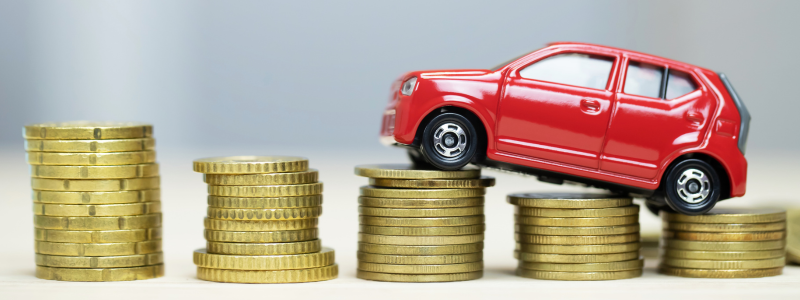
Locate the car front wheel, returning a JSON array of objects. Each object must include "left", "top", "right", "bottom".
[
  {"left": 663, "top": 159, "right": 721, "bottom": 215},
  {"left": 420, "top": 113, "right": 479, "bottom": 170}
]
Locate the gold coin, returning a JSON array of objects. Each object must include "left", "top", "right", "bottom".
[
  {"left": 193, "top": 247, "right": 335, "bottom": 270},
  {"left": 662, "top": 239, "right": 786, "bottom": 251},
  {"left": 34, "top": 202, "right": 161, "bottom": 217},
  {"left": 662, "top": 249, "right": 786, "bottom": 260},
  {"left": 515, "top": 205, "right": 639, "bottom": 218},
  {"left": 354, "top": 164, "right": 481, "bottom": 179},
  {"left": 507, "top": 193, "right": 632, "bottom": 208},
  {"left": 359, "top": 216, "right": 484, "bottom": 227},
  {"left": 35, "top": 240, "right": 161, "bottom": 256},
  {"left": 204, "top": 229, "right": 318, "bottom": 243},
  {"left": 515, "top": 233, "right": 639, "bottom": 245},
  {"left": 193, "top": 156, "right": 308, "bottom": 174},
  {"left": 207, "top": 206, "right": 321, "bottom": 221},
  {"left": 207, "top": 195, "right": 322, "bottom": 208},
  {"left": 519, "top": 258, "right": 643, "bottom": 272},
  {"left": 31, "top": 164, "right": 159, "bottom": 179},
  {"left": 516, "top": 269, "right": 642, "bottom": 280},
  {"left": 31, "top": 177, "right": 160, "bottom": 192},
  {"left": 356, "top": 270, "right": 481, "bottom": 282},
  {"left": 663, "top": 230, "right": 786, "bottom": 242},
  {"left": 358, "top": 242, "right": 483, "bottom": 255},
  {"left": 32, "top": 189, "right": 160, "bottom": 204},
  {"left": 662, "top": 208, "right": 786, "bottom": 224},
  {"left": 34, "top": 213, "right": 162, "bottom": 230},
  {"left": 658, "top": 265, "right": 783, "bottom": 278},
  {"left": 357, "top": 261, "right": 483, "bottom": 274},
  {"left": 515, "top": 251, "right": 640, "bottom": 263},
  {"left": 203, "top": 218, "right": 318, "bottom": 231},
  {"left": 27, "top": 151, "right": 156, "bottom": 166},
  {"left": 196, "top": 264, "right": 337, "bottom": 283},
  {"left": 24, "top": 122, "right": 153, "bottom": 140},
  {"left": 206, "top": 239, "right": 321, "bottom": 255},
  {"left": 661, "top": 257, "right": 785, "bottom": 269},
  {"left": 35, "top": 228, "right": 162, "bottom": 243},
  {"left": 208, "top": 183, "right": 323, "bottom": 197},
  {"left": 368, "top": 176, "right": 495, "bottom": 189},
  {"left": 359, "top": 224, "right": 485, "bottom": 236},
  {"left": 25, "top": 138, "right": 155, "bottom": 153},
  {"left": 203, "top": 169, "right": 318, "bottom": 185},
  {"left": 358, "top": 196, "right": 484, "bottom": 208},
  {"left": 358, "top": 206, "right": 483, "bottom": 217},
  {"left": 360, "top": 186, "right": 484, "bottom": 199},
  {"left": 663, "top": 221, "right": 786, "bottom": 232},
  {"left": 357, "top": 252, "right": 482, "bottom": 264},
  {"left": 35, "top": 264, "right": 164, "bottom": 282},
  {"left": 358, "top": 233, "right": 484, "bottom": 245},
  {"left": 515, "top": 215, "right": 638, "bottom": 227},
  {"left": 515, "top": 224, "right": 640, "bottom": 236},
  {"left": 516, "top": 242, "right": 640, "bottom": 254},
  {"left": 36, "top": 252, "right": 163, "bottom": 268}
]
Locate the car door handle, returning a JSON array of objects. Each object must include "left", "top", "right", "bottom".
[
  {"left": 580, "top": 99, "right": 601, "bottom": 113},
  {"left": 685, "top": 111, "right": 704, "bottom": 123}
]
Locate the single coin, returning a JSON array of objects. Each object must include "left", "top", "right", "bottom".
[
  {"left": 356, "top": 270, "right": 482, "bottom": 282},
  {"left": 358, "top": 196, "right": 484, "bottom": 208},
  {"left": 515, "top": 233, "right": 639, "bottom": 245},
  {"left": 208, "top": 195, "right": 322, "bottom": 208},
  {"left": 658, "top": 265, "right": 783, "bottom": 278},
  {"left": 359, "top": 206, "right": 484, "bottom": 217},
  {"left": 514, "top": 251, "right": 640, "bottom": 263},
  {"left": 359, "top": 216, "right": 484, "bottom": 227},
  {"left": 24, "top": 122, "right": 153, "bottom": 140},
  {"left": 193, "top": 156, "right": 308, "bottom": 174},
  {"left": 516, "top": 205, "right": 639, "bottom": 218},
  {"left": 35, "top": 240, "right": 161, "bottom": 256},
  {"left": 35, "top": 228, "right": 162, "bottom": 243},
  {"left": 360, "top": 186, "right": 484, "bottom": 199},
  {"left": 27, "top": 151, "right": 156, "bottom": 166},
  {"left": 206, "top": 239, "right": 321, "bottom": 255},
  {"left": 193, "top": 247, "right": 335, "bottom": 270},
  {"left": 30, "top": 164, "right": 159, "bottom": 179},
  {"left": 515, "top": 224, "right": 640, "bottom": 236},
  {"left": 368, "top": 176, "right": 495, "bottom": 189},
  {"left": 661, "top": 257, "right": 785, "bottom": 269},
  {"left": 359, "top": 224, "right": 485, "bottom": 236},
  {"left": 662, "top": 249, "right": 786, "bottom": 260},
  {"left": 516, "top": 269, "right": 642, "bottom": 281},
  {"left": 34, "top": 213, "right": 162, "bottom": 230},
  {"left": 354, "top": 164, "right": 481, "bottom": 179},
  {"left": 357, "top": 252, "right": 482, "bottom": 265},
  {"left": 208, "top": 183, "right": 323, "bottom": 197},
  {"left": 31, "top": 177, "right": 160, "bottom": 192},
  {"left": 207, "top": 206, "right": 321, "bottom": 221},
  {"left": 358, "top": 233, "right": 484, "bottom": 245},
  {"left": 35, "top": 264, "right": 164, "bottom": 282},
  {"left": 662, "top": 239, "right": 786, "bottom": 251},
  {"left": 204, "top": 229, "right": 318, "bottom": 243},
  {"left": 515, "top": 215, "right": 638, "bottom": 227},
  {"left": 34, "top": 202, "right": 161, "bottom": 217},
  {"left": 25, "top": 138, "right": 155, "bottom": 153},
  {"left": 196, "top": 264, "right": 337, "bottom": 283},
  {"left": 33, "top": 189, "right": 160, "bottom": 204},
  {"left": 516, "top": 242, "right": 640, "bottom": 254},
  {"left": 507, "top": 193, "right": 632, "bottom": 208},
  {"left": 663, "top": 230, "right": 786, "bottom": 242},
  {"left": 358, "top": 242, "right": 484, "bottom": 255},
  {"left": 663, "top": 221, "right": 787, "bottom": 232},
  {"left": 203, "top": 218, "right": 318, "bottom": 231},
  {"left": 662, "top": 208, "right": 786, "bottom": 224},
  {"left": 357, "top": 261, "right": 483, "bottom": 274},
  {"left": 203, "top": 169, "right": 318, "bottom": 185},
  {"left": 519, "top": 258, "right": 643, "bottom": 272},
  {"left": 36, "top": 252, "right": 163, "bottom": 268}
]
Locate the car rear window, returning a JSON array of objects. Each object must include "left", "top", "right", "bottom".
[
  {"left": 519, "top": 53, "right": 614, "bottom": 90},
  {"left": 624, "top": 61, "right": 664, "bottom": 98},
  {"left": 666, "top": 70, "right": 698, "bottom": 99}
]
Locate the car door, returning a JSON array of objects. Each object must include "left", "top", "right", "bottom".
[
  {"left": 600, "top": 57, "right": 716, "bottom": 179},
  {"left": 495, "top": 51, "right": 620, "bottom": 169}
]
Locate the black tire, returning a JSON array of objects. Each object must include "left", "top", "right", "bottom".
[
  {"left": 407, "top": 148, "right": 433, "bottom": 168},
  {"left": 420, "top": 113, "right": 479, "bottom": 170},
  {"left": 663, "top": 159, "right": 721, "bottom": 215}
]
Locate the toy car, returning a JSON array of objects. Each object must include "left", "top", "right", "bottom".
[{"left": 379, "top": 42, "right": 749, "bottom": 215}]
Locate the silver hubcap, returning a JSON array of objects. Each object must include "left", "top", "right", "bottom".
[
  {"left": 433, "top": 123, "right": 467, "bottom": 158},
  {"left": 676, "top": 168, "right": 710, "bottom": 204}
]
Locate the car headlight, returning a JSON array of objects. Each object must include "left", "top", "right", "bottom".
[{"left": 401, "top": 77, "right": 417, "bottom": 96}]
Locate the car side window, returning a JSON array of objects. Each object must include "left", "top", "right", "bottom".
[
  {"left": 665, "top": 69, "right": 698, "bottom": 99},
  {"left": 624, "top": 61, "right": 664, "bottom": 98},
  {"left": 518, "top": 53, "right": 614, "bottom": 90}
]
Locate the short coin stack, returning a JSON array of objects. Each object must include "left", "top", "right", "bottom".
[
  {"left": 659, "top": 208, "right": 786, "bottom": 278},
  {"left": 25, "top": 121, "right": 164, "bottom": 282},
  {"left": 354, "top": 164, "right": 493, "bottom": 282},
  {"left": 192, "top": 156, "right": 337, "bottom": 283},
  {"left": 508, "top": 193, "right": 643, "bottom": 281}
]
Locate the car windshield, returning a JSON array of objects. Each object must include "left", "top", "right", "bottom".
[{"left": 490, "top": 48, "right": 541, "bottom": 71}]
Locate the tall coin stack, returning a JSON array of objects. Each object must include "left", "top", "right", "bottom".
[
  {"left": 192, "top": 156, "right": 338, "bottom": 283},
  {"left": 25, "top": 122, "right": 164, "bottom": 282},
  {"left": 659, "top": 208, "right": 786, "bottom": 278},
  {"left": 354, "top": 164, "right": 494, "bottom": 282},
  {"left": 508, "top": 193, "right": 643, "bottom": 281}
]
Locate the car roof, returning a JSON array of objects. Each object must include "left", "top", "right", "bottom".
[{"left": 547, "top": 41, "right": 712, "bottom": 72}]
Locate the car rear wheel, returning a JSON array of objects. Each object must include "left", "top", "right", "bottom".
[
  {"left": 420, "top": 113, "right": 479, "bottom": 170},
  {"left": 663, "top": 159, "right": 721, "bottom": 215}
]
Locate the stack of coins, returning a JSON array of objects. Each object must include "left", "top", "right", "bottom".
[
  {"left": 354, "top": 164, "right": 493, "bottom": 282},
  {"left": 508, "top": 193, "right": 643, "bottom": 281},
  {"left": 192, "top": 156, "right": 337, "bottom": 283},
  {"left": 659, "top": 208, "right": 787, "bottom": 278},
  {"left": 24, "top": 122, "right": 164, "bottom": 282},
  {"left": 788, "top": 209, "right": 800, "bottom": 265}
]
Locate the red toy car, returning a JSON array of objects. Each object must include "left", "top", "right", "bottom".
[{"left": 380, "top": 42, "right": 749, "bottom": 215}]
